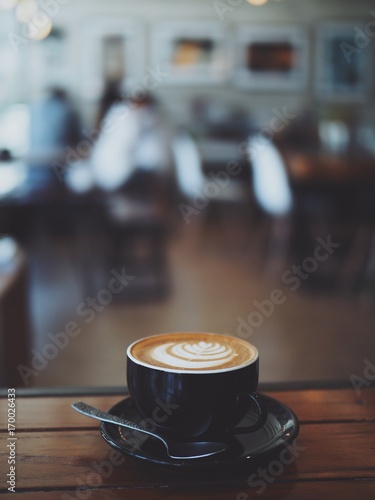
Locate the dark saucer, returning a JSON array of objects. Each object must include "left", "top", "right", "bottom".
[{"left": 99, "top": 394, "right": 299, "bottom": 471}]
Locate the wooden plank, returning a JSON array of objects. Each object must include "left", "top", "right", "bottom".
[
  {"left": 298, "top": 422, "right": 375, "bottom": 480},
  {"left": 0, "top": 395, "right": 125, "bottom": 430},
  {"left": 1, "top": 481, "right": 375, "bottom": 499},
  {"left": 1, "top": 422, "right": 374, "bottom": 491},
  {"left": 1, "top": 388, "right": 374, "bottom": 431},
  {"left": 269, "top": 388, "right": 375, "bottom": 423}
]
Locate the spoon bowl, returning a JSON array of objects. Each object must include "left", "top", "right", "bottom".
[{"left": 72, "top": 401, "right": 228, "bottom": 460}]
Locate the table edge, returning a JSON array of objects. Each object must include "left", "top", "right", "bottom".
[{"left": 2, "top": 379, "right": 373, "bottom": 398}]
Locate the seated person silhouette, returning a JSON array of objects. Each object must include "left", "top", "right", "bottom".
[
  {"left": 27, "top": 87, "right": 80, "bottom": 192},
  {"left": 91, "top": 93, "right": 172, "bottom": 202}
]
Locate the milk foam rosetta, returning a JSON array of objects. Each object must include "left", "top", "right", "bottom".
[{"left": 129, "top": 333, "right": 257, "bottom": 372}]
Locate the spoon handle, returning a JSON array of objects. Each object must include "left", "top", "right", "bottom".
[{"left": 72, "top": 401, "right": 153, "bottom": 436}]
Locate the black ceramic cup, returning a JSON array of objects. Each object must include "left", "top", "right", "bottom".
[{"left": 126, "top": 332, "right": 267, "bottom": 439}]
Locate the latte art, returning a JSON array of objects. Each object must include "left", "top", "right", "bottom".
[
  {"left": 128, "top": 333, "right": 257, "bottom": 373},
  {"left": 153, "top": 340, "right": 239, "bottom": 369}
]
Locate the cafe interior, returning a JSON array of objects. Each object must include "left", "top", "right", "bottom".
[{"left": 1, "top": 0, "right": 375, "bottom": 390}]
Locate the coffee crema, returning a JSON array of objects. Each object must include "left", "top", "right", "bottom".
[{"left": 128, "top": 333, "right": 257, "bottom": 372}]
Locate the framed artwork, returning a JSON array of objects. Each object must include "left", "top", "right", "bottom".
[
  {"left": 150, "top": 21, "right": 230, "bottom": 85},
  {"left": 315, "top": 22, "right": 371, "bottom": 102},
  {"left": 81, "top": 19, "right": 145, "bottom": 99},
  {"left": 234, "top": 25, "right": 309, "bottom": 91}
]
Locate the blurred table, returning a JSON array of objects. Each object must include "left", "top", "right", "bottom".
[
  {"left": 280, "top": 150, "right": 375, "bottom": 290},
  {"left": 0, "top": 160, "right": 171, "bottom": 299},
  {"left": 282, "top": 150, "right": 375, "bottom": 184},
  {"left": 0, "top": 386, "right": 374, "bottom": 498}
]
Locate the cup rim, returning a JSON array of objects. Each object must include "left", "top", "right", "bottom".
[{"left": 126, "top": 332, "right": 259, "bottom": 374}]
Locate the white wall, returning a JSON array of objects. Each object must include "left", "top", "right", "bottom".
[{"left": 5, "top": 0, "right": 375, "bottom": 128}]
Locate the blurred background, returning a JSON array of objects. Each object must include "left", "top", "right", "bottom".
[{"left": 1, "top": 0, "right": 375, "bottom": 389}]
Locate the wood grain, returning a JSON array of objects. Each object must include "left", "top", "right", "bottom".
[
  {"left": 0, "top": 395, "right": 125, "bottom": 430},
  {"left": 1, "top": 388, "right": 374, "bottom": 431},
  {"left": 1, "top": 388, "right": 374, "bottom": 498},
  {"left": 1, "top": 422, "right": 374, "bottom": 491},
  {"left": 1, "top": 482, "right": 375, "bottom": 499}
]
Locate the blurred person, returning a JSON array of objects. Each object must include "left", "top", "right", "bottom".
[
  {"left": 88, "top": 93, "right": 174, "bottom": 299},
  {"left": 91, "top": 93, "right": 173, "bottom": 201},
  {"left": 27, "top": 87, "right": 81, "bottom": 192},
  {"left": 29, "top": 87, "right": 80, "bottom": 165},
  {"left": 95, "top": 80, "right": 123, "bottom": 130}
]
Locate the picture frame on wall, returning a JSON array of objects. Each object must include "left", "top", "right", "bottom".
[
  {"left": 315, "top": 22, "right": 371, "bottom": 102},
  {"left": 81, "top": 19, "right": 145, "bottom": 99},
  {"left": 234, "top": 25, "right": 309, "bottom": 91},
  {"left": 150, "top": 21, "right": 230, "bottom": 85}
]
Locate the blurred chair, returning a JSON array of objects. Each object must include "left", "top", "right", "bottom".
[
  {"left": 103, "top": 196, "right": 170, "bottom": 301},
  {"left": 172, "top": 132, "right": 205, "bottom": 201},
  {"left": 247, "top": 137, "right": 293, "bottom": 276},
  {"left": 172, "top": 131, "right": 250, "bottom": 225},
  {"left": 0, "top": 237, "right": 31, "bottom": 387},
  {"left": 249, "top": 138, "right": 293, "bottom": 217}
]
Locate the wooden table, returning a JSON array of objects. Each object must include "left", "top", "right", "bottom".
[
  {"left": 281, "top": 150, "right": 375, "bottom": 184},
  {"left": 1, "top": 386, "right": 375, "bottom": 499}
]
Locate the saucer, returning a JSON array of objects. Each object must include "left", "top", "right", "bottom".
[{"left": 99, "top": 394, "right": 299, "bottom": 471}]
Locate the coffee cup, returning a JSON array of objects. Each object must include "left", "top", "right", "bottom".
[{"left": 126, "top": 332, "right": 267, "bottom": 439}]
